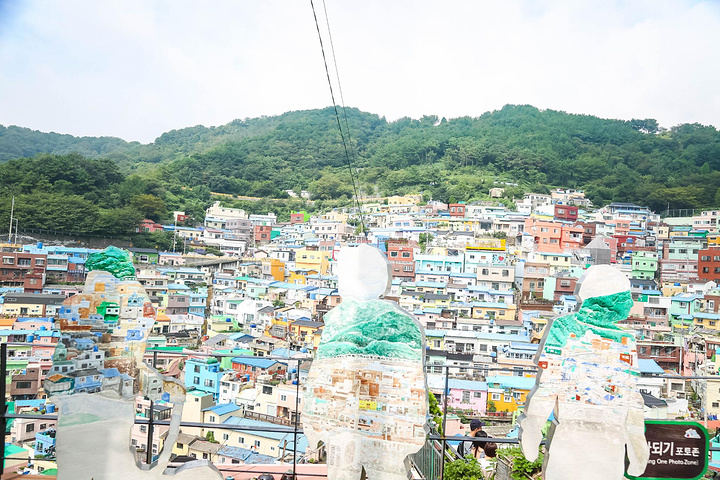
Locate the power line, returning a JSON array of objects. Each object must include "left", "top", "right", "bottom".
[
  {"left": 320, "top": 0, "right": 366, "bottom": 214},
  {"left": 309, "top": 0, "right": 366, "bottom": 235}
]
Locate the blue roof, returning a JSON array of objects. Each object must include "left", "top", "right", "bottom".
[
  {"left": 228, "top": 333, "right": 254, "bottom": 343},
  {"left": 98, "top": 368, "right": 121, "bottom": 378},
  {"left": 217, "top": 445, "right": 276, "bottom": 463},
  {"left": 231, "top": 358, "right": 281, "bottom": 369},
  {"left": 671, "top": 294, "right": 702, "bottom": 302},
  {"left": 15, "top": 317, "right": 53, "bottom": 323},
  {"left": 222, "top": 417, "right": 308, "bottom": 445},
  {"left": 507, "top": 342, "right": 539, "bottom": 352},
  {"left": 270, "top": 348, "right": 293, "bottom": 358},
  {"left": 15, "top": 399, "right": 46, "bottom": 408},
  {"left": 638, "top": 359, "right": 665, "bottom": 375},
  {"left": 269, "top": 282, "right": 318, "bottom": 292},
  {"left": 485, "top": 376, "right": 536, "bottom": 390},
  {"left": 448, "top": 379, "right": 488, "bottom": 391},
  {"left": 167, "top": 283, "right": 191, "bottom": 290},
  {"left": 203, "top": 403, "right": 242, "bottom": 416},
  {"left": 449, "top": 272, "right": 477, "bottom": 278},
  {"left": 416, "top": 281, "right": 447, "bottom": 288}
]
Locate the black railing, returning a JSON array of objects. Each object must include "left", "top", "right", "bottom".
[{"left": 4, "top": 343, "right": 720, "bottom": 479}]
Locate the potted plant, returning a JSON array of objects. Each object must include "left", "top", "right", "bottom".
[{"left": 495, "top": 446, "right": 543, "bottom": 480}]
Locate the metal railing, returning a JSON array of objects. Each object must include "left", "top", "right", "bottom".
[{"left": 4, "top": 343, "right": 720, "bottom": 479}]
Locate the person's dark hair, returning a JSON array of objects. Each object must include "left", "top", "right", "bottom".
[
  {"left": 473, "top": 429, "right": 489, "bottom": 449},
  {"left": 484, "top": 442, "right": 498, "bottom": 458}
]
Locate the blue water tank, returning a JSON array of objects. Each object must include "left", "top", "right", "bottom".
[
  {"left": 93, "top": 345, "right": 99, "bottom": 352},
  {"left": 250, "top": 324, "right": 256, "bottom": 328},
  {"left": 39, "top": 325, "right": 46, "bottom": 331},
  {"left": 37, "top": 242, "right": 43, "bottom": 249},
  {"left": 26, "top": 335, "right": 34, "bottom": 342},
  {"left": 46, "top": 404, "right": 56, "bottom": 413}
]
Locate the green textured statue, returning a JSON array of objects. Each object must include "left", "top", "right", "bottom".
[
  {"left": 85, "top": 246, "right": 136, "bottom": 279},
  {"left": 303, "top": 244, "right": 427, "bottom": 480}
]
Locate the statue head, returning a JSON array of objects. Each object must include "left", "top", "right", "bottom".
[
  {"left": 576, "top": 265, "right": 630, "bottom": 302},
  {"left": 336, "top": 244, "right": 391, "bottom": 301}
]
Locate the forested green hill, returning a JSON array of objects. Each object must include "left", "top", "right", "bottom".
[{"left": 1, "top": 105, "right": 719, "bottom": 236}]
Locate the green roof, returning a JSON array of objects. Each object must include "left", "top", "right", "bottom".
[
  {"left": 42, "top": 468, "right": 58, "bottom": 475},
  {"left": 148, "top": 346, "right": 185, "bottom": 352},
  {"left": 4, "top": 444, "right": 28, "bottom": 466}
]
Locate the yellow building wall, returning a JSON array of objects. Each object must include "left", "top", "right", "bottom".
[
  {"left": 204, "top": 426, "right": 279, "bottom": 457},
  {"left": 3, "top": 304, "right": 44, "bottom": 316},
  {"left": 295, "top": 249, "right": 332, "bottom": 275},
  {"left": 471, "top": 305, "right": 516, "bottom": 321},
  {"left": 488, "top": 389, "right": 529, "bottom": 413}
]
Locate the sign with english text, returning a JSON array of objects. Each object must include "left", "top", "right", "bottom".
[{"left": 625, "top": 420, "right": 709, "bottom": 480}]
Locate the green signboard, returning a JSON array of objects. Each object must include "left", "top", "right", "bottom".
[{"left": 626, "top": 420, "right": 709, "bottom": 480}]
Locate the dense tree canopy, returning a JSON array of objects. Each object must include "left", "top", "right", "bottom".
[{"left": 1, "top": 105, "right": 720, "bottom": 236}]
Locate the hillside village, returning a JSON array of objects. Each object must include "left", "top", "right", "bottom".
[{"left": 5, "top": 189, "right": 720, "bottom": 475}]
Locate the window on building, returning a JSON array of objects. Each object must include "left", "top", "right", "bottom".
[
  {"left": 193, "top": 377, "right": 199, "bottom": 385},
  {"left": 26, "top": 424, "right": 34, "bottom": 433},
  {"left": 491, "top": 393, "right": 501, "bottom": 401},
  {"left": 262, "top": 386, "right": 273, "bottom": 395},
  {"left": 140, "top": 425, "right": 147, "bottom": 433},
  {"left": 504, "top": 395, "right": 512, "bottom": 403},
  {"left": 194, "top": 365, "right": 200, "bottom": 373},
  {"left": 15, "top": 381, "right": 31, "bottom": 389},
  {"left": 254, "top": 440, "right": 261, "bottom": 447},
  {"left": 462, "top": 391, "right": 470, "bottom": 403},
  {"left": 502, "top": 270, "right": 509, "bottom": 277}
]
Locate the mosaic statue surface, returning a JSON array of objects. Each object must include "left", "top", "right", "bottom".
[
  {"left": 518, "top": 265, "right": 649, "bottom": 480},
  {"left": 45, "top": 246, "right": 221, "bottom": 480},
  {"left": 303, "top": 244, "right": 428, "bottom": 480}
]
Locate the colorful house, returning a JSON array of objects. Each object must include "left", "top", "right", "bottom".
[
  {"left": 485, "top": 376, "right": 536, "bottom": 413},
  {"left": 185, "top": 357, "right": 224, "bottom": 400}
]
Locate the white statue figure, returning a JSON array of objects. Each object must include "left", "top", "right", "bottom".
[
  {"left": 44, "top": 248, "right": 221, "bottom": 480},
  {"left": 303, "top": 245, "right": 428, "bottom": 480},
  {"left": 518, "top": 265, "right": 650, "bottom": 479}
]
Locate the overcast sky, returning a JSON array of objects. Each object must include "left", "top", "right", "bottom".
[{"left": 1, "top": 0, "right": 719, "bottom": 143}]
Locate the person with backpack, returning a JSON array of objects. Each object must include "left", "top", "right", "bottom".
[{"left": 458, "top": 419, "right": 489, "bottom": 459}]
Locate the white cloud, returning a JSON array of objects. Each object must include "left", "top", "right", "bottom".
[{"left": 0, "top": 0, "right": 718, "bottom": 143}]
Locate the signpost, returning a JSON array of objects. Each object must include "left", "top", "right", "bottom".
[{"left": 626, "top": 420, "right": 709, "bottom": 480}]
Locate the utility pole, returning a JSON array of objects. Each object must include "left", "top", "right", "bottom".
[{"left": 7, "top": 196, "right": 14, "bottom": 243}]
